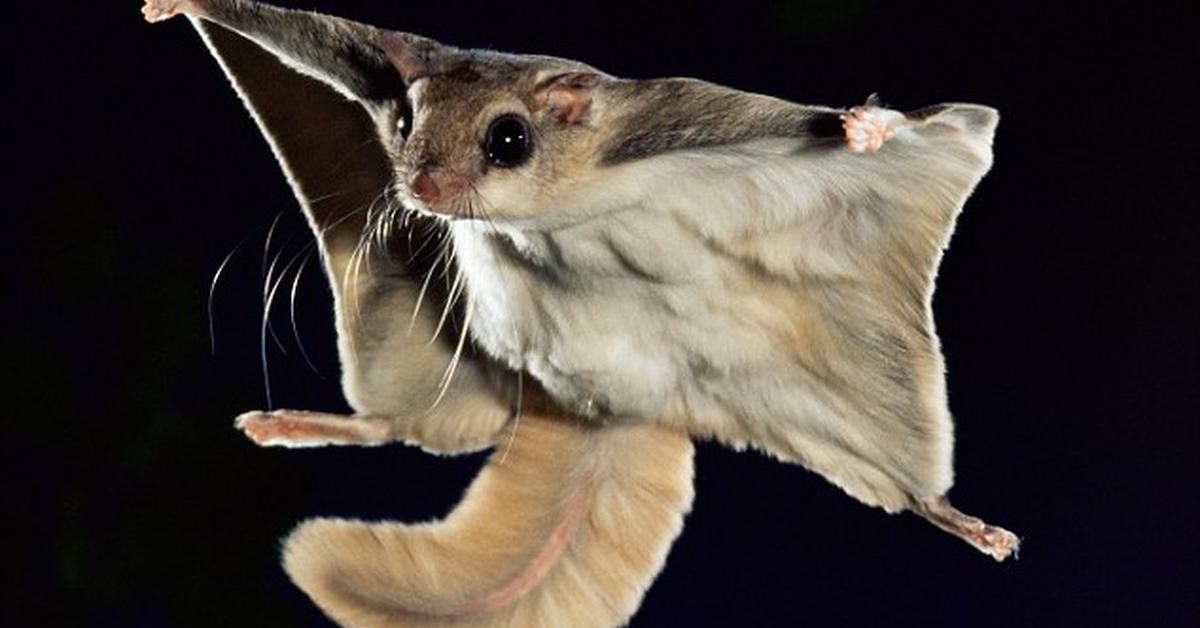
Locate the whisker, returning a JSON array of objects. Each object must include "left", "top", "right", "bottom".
[
  {"left": 466, "top": 182, "right": 503, "bottom": 235},
  {"left": 409, "top": 232, "right": 452, "bottom": 334},
  {"left": 361, "top": 189, "right": 393, "bottom": 276},
  {"left": 311, "top": 202, "right": 374, "bottom": 371},
  {"left": 208, "top": 234, "right": 252, "bottom": 355},
  {"left": 261, "top": 211, "right": 291, "bottom": 357},
  {"left": 262, "top": 210, "right": 286, "bottom": 282},
  {"left": 260, "top": 234, "right": 319, "bottom": 405},
  {"left": 369, "top": 192, "right": 399, "bottom": 255},
  {"left": 428, "top": 251, "right": 464, "bottom": 347},
  {"left": 324, "top": 209, "right": 375, "bottom": 371},
  {"left": 346, "top": 201, "right": 382, "bottom": 327},
  {"left": 263, "top": 243, "right": 292, "bottom": 358},
  {"left": 339, "top": 188, "right": 397, "bottom": 367},
  {"left": 429, "top": 292, "right": 475, "bottom": 411},
  {"left": 259, "top": 330, "right": 274, "bottom": 408},
  {"left": 265, "top": 246, "right": 309, "bottom": 349},
  {"left": 342, "top": 236, "right": 367, "bottom": 337},
  {"left": 404, "top": 213, "right": 443, "bottom": 264},
  {"left": 288, "top": 245, "right": 325, "bottom": 378},
  {"left": 499, "top": 371, "right": 523, "bottom": 466},
  {"left": 304, "top": 188, "right": 358, "bottom": 206},
  {"left": 313, "top": 203, "right": 373, "bottom": 246},
  {"left": 252, "top": 188, "right": 379, "bottom": 407},
  {"left": 260, "top": 237, "right": 307, "bottom": 409}
]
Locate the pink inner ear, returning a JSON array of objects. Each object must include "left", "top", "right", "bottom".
[{"left": 538, "top": 73, "right": 599, "bottom": 124}]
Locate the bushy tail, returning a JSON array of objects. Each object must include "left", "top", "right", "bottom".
[{"left": 283, "top": 413, "right": 695, "bottom": 627}]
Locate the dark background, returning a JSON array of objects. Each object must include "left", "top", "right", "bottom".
[{"left": 4, "top": 1, "right": 1196, "bottom": 626}]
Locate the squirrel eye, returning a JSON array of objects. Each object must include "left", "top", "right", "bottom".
[{"left": 484, "top": 115, "right": 532, "bottom": 168}]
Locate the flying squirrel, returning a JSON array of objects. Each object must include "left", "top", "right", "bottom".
[{"left": 143, "top": 1, "right": 1020, "bottom": 625}]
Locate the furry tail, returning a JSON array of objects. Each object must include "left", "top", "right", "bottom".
[{"left": 283, "top": 413, "right": 695, "bottom": 627}]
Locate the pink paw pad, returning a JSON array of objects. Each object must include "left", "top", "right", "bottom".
[{"left": 841, "top": 107, "right": 897, "bottom": 153}]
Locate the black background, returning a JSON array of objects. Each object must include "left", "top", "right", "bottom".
[{"left": 5, "top": 1, "right": 1196, "bottom": 627}]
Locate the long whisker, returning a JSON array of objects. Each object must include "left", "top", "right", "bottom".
[
  {"left": 304, "top": 188, "right": 359, "bottom": 206},
  {"left": 265, "top": 246, "right": 309, "bottom": 349},
  {"left": 262, "top": 210, "right": 285, "bottom": 282},
  {"left": 349, "top": 189, "right": 396, "bottom": 322},
  {"left": 261, "top": 212, "right": 292, "bottom": 357},
  {"left": 254, "top": 187, "right": 378, "bottom": 407},
  {"left": 259, "top": 328, "right": 274, "bottom": 409},
  {"left": 499, "top": 371, "right": 523, "bottom": 466},
  {"left": 404, "top": 212, "right": 443, "bottom": 264},
  {"left": 263, "top": 243, "right": 292, "bottom": 358},
  {"left": 311, "top": 199, "right": 377, "bottom": 260},
  {"left": 466, "top": 181, "right": 502, "bottom": 234},
  {"left": 360, "top": 192, "right": 455, "bottom": 338},
  {"left": 208, "top": 235, "right": 252, "bottom": 355},
  {"left": 311, "top": 199, "right": 378, "bottom": 371},
  {"left": 260, "top": 234, "right": 318, "bottom": 405},
  {"left": 409, "top": 231, "right": 452, "bottom": 334},
  {"left": 370, "top": 191, "right": 399, "bottom": 255},
  {"left": 360, "top": 189, "right": 394, "bottom": 279},
  {"left": 260, "top": 235, "right": 311, "bottom": 408},
  {"left": 288, "top": 245, "right": 324, "bottom": 378},
  {"left": 429, "top": 292, "right": 475, "bottom": 411},
  {"left": 428, "top": 249, "right": 464, "bottom": 346},
  {"left": 343, "top": 225, "right": 371, "bottom": 332}
]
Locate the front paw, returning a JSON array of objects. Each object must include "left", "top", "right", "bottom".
[
  {"left": 235, "top": 410, "right": 283, "bottom": 446},
  {"left": 235, "top": 410, "right": 319, "bottom": 448},
  {"left": 142, "top": 0, "right": 189, "bottom": 23},
  {"left": 840, "top": 106, "right": 902, "bottom": 153},
  {"left": 235, "top": 409, "right": 365, "bottom": 448}
]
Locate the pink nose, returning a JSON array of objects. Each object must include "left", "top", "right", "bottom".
[{"left": 409, "top": 169, "right": 468, "bottom": 208}]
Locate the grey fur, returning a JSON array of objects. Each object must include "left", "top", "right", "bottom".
[
  {"left": 599, "top": 78, "right": 847, "bottom": 164},
  {"left": 197, "top": 0, "right": 406, "bottom": 103}
]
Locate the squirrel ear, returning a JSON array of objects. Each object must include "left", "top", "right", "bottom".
[
  {"left": 381, "top": 32, "right": 450, "bottom": 82},
  {"left": 534, "top": 72, "right": 600, "bottom": 124}
]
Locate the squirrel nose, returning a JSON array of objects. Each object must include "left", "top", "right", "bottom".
[{"left": 409, "top": 169, "right": 468, "bottom": 208}]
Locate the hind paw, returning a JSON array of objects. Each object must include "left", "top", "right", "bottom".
[
  {"left": 914, "top": 495, "right": 1021, "bottom": 562},
  {"left": 973, "top": 524, "right": 1021, "bottom": 562}
]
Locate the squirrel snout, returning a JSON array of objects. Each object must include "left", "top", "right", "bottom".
[{"left": 409, "top": 169, "right": 469, "bottom": 209}]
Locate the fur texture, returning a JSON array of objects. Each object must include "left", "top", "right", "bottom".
[
  {"left": 144, "top": 1, "right": 1019, "bottom": 626},
  {"left": 282, "top": 413, "right": 694, "bottom": 628},
  {"left": 457, "top": 105, "right": 998, "bottom": 511},
  {"left": 188, "top": 13, "right": 698, "bottom": 626}
]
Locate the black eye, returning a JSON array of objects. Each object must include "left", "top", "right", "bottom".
[{"left": 484, "top": 115, "right": 532, "bottom": 168}]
